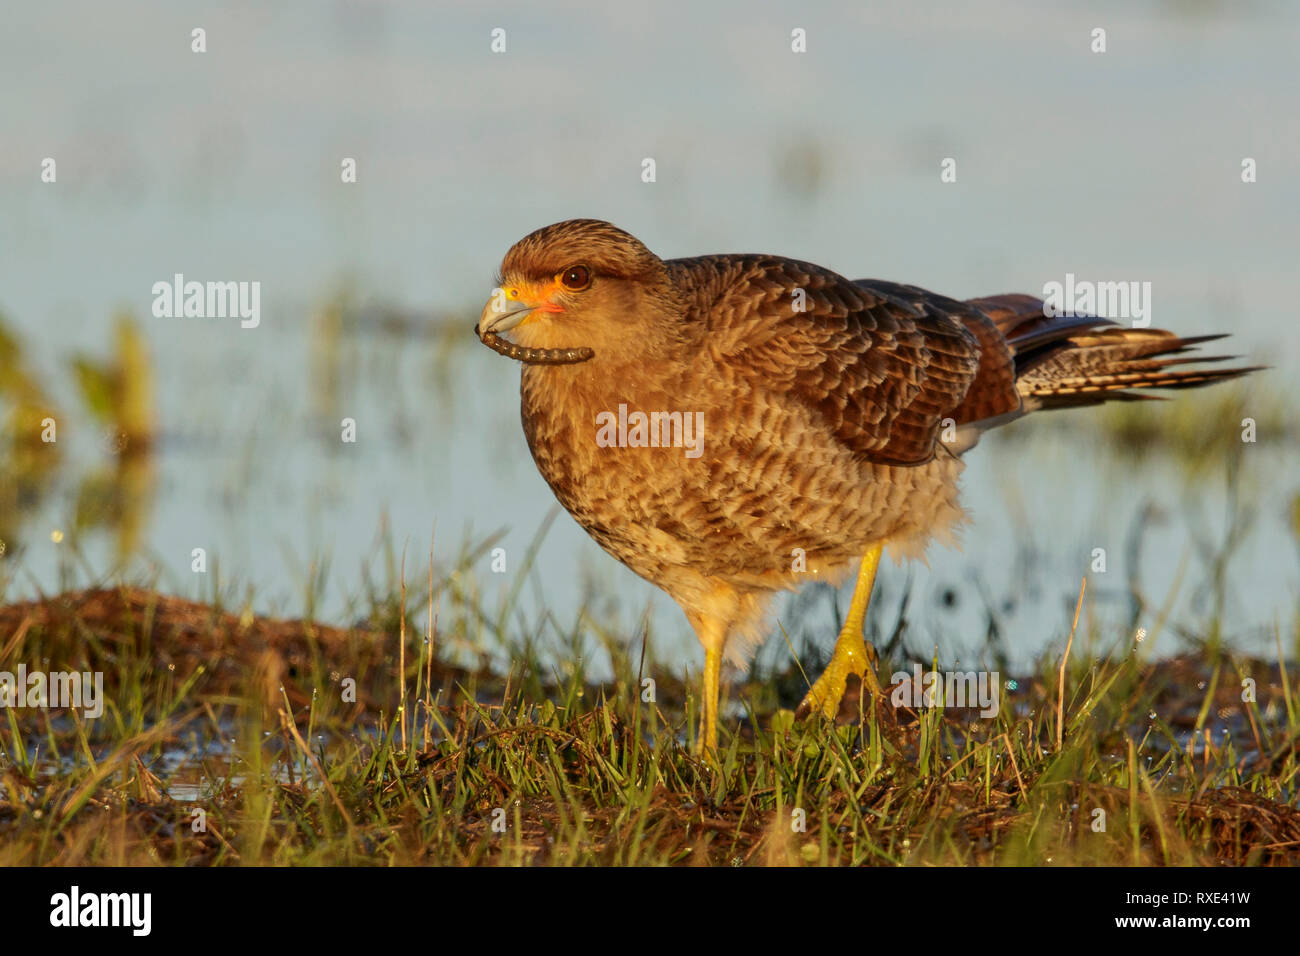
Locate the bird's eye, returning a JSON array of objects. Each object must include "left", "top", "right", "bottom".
[{"left": 560, "top": 265, "right": 591, "bottom": 290}]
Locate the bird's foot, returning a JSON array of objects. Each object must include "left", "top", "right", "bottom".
[{"left": 795, "top": 631, "right": 883, "bottom": 721}]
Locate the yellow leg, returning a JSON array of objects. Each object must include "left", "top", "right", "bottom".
[
  {"left": 797, "top": 542, "right": 885, "bottom": 720},
  {"left": 699, "top": 639, "right": 721, "bottom": 754},
  {"left": 689, "top": 612, "right": 726, "bottom": 755}
]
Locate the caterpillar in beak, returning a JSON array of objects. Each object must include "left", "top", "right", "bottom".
[{"left": 475, "top": 324, "right": 595, "bottom": 365}]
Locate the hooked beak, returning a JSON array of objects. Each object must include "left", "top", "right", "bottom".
[
  {"left": 477, "top": 297, "right": 537, "bottom": 336},
  {"left": 473, "top": 283, "right": 595, "bottom": 366},
  {"left": 478, "top": 279, "right": 565, "bottom": 336}
]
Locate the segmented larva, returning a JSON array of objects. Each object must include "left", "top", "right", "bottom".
[{"left": 475, "top": 325, "right": 595, "bottom": 365}]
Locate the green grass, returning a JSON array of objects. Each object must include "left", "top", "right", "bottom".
[{"left": 0, "top": 557, "right": 1296, "bottom": 866}]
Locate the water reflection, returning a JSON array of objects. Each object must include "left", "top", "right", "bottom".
[
  {"left": 1, "top": 315, "right": 156, "bottom": 567},
  {"left": 0, "top": 315, "right": 64, "bottom": 558}
]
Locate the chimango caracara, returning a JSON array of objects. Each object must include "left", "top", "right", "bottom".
[{"left": 475, "top": 219, "right": 1255, "bottom": 752}]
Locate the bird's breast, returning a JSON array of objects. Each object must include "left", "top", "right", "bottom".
[{"left": 518, "top": 364, "right": 722, "bottom": 570}]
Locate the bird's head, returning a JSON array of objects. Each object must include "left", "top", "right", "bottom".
[{"left": 476, "top": 219, "right": 680, "bottom": 366}]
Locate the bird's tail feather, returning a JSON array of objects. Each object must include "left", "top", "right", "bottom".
[{"left": 965, "top": 294, "right": 1262, "bottom": 410}]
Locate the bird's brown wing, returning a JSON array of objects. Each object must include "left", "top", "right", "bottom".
[{"left": 671, "top": 256, "right": 1019, "bottom": 465}]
